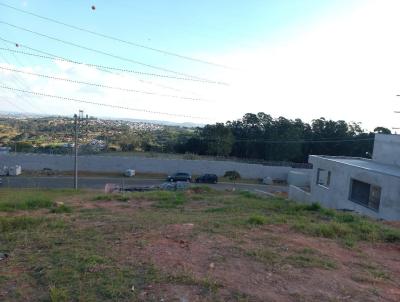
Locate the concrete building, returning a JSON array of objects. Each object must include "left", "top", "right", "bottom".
[{"left": 301, "top": 134, "right": 400, "bottom": 220}]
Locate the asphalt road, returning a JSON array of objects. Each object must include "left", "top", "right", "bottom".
[{"left": 0, "top": 176, "right": 287, "bottom": 194}]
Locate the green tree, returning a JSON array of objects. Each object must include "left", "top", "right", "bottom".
[{"left": 374, "top": 127, "right": 391, "bottom": 134}]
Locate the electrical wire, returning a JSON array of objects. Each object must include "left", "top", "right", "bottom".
[
  {"left": 0, "top": 21, "right": 228, "bottom": 85},
  {"left": 0, "top": 66, "right": 211, "bottom": 102},
  {"left": 0, "top": 47, "right": 225, "bottom": 84},
  {"left": 0, "top": 45, "right": 44, "bottom": 113},
  {"left": 0, "top": 1, "right": 233, "bottom": 69},
  {"left": 0, "top": 85, "right": 209, "bottom": 120},
  {"left": 0, "top": 37, "right": 212, "bottom": 97}
]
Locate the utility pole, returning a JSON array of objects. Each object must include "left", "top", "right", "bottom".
[
  {"left": 74, "top": 114, "right": 78, "bottom": 190},
  {"left": 73, "top": 110, "right": 85, "bottom": 190}
]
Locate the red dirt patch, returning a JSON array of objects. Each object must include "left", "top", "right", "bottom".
[{"left": 117, "top": 223, "right": 400, "bottom": 301}]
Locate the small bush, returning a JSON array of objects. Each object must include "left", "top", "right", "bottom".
[
  {"left": 303, "top": 203, "right": 322, "bottom": 212},
  {"left": 381, "top": 228, "right": 400, "bottom": 243},
  {"left": 224, "top": 170, "right": 241, "bottom": 180},
  {"left": 335, "top": 213, "right": 359, "bottom": 223},
  {"left": 49, "top": 285, "right": 68, "bottom": 302},
  {"left": 92, "top": 194, "right": 129, "bottom": 202},
  {"left": 50, "top": 204, "right": 72, "bottom": 214},
  {"left": 247, "top": 215, "right": 266, "bottom": 226},
  {"left": 92, "top": 194, "right": 113, "bottom": 201},
  {"left": 239, "top": 190, "right": 262, "bottom": 199},
  {"left": 116, "top": 195, "right": 130, "bottom": 202}
]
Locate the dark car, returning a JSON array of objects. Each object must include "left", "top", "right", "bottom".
[
  {"left": 166, "top": 172, "right": 192, "bottom": 182},
  {"left": 195, "top": 174, "right": 218, "bottom": 184}
]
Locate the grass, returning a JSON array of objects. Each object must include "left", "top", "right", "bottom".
[
  {"left": 50, "top": 204, "right": 72, "bottom": 214},
  {"left": 92, "top": 194, "right": 130, "bottom": 202},
  {"left": 0, "top": 188, "right": 399, "bottom": 301},
  {"left": 0, "top": 216, "right": 47, "bottom": 232},
  {"left": 246, "top": 215, "right": 266, "bottom": 225},
  {"left": 0, "top": 189, "right": 77, "bottom": 212},
  {"left": 286, "top": 248, "right": 337, "bottom": 269}
]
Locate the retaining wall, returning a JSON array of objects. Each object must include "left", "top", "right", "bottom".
[
  {"left": 0, "top": 153, "right": 311, "bottom": 179},
  {"left": 288, "top": 185, "right": 311, "bottom": 204}
]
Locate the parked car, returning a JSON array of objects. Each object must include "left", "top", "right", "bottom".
[
  {"left": 166, "top": 172, "right": 192, "bottom": 182},
  {"left": 196, "top": 174, "right": 218, "bottom": 184}
]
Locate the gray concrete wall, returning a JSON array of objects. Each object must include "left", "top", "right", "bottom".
[
  {"left": 309, "top": 155, "right": 400, "bottom": 221},
  {"left": 373, "top": 134, "right": 400, "bottom": 167},
  {"left": 0, "top": 153, "right": 310, "bottom": 180},
  {"left": 287, "top": 171, "right": 311, "bottom": 187},
  {"left": 288, "top": 185, "right": 311, "bottom": 204}
]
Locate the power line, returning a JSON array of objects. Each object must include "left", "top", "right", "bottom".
[
  {"left": 0, "top": 47, "right": 225, "bottom": 85},
  {"left": 0, "top": 44, "right": 44, "bottom": 113},
  {"left": 0, "top": 37, "right": 212, "bottom": 97},
  {"left": 0, "top": 21, "right": 228, "bottom": 85},
  {"left": 0, "top": 85, "right": 209, "bottom": 120},
  {"left": 0, "top": 1, "right": 233, "bottom": 69},
  {"left": 0, "top": 66, "right": 211, "bottom": 102}
]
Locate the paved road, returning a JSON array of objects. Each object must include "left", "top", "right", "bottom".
[{"left": 0, "top": 176, "right": 287, "bottom": 194}]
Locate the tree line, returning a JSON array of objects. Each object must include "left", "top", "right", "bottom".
[{"left": 172, "top": 113, "right": 391, "bottom": 163}]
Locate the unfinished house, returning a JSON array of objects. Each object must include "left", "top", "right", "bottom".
[{"left": 292, "top": 134, "right": 400, "bottom": 220}]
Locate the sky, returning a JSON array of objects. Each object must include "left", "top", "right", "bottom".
[{"left": 0, "top": 0, "right": 399, "bottom": 130}]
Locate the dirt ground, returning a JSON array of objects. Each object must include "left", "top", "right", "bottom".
[
  {"left": 113, "top": 222, "right": 399, "bottom": 302},
  {"left": 1, "top": 189, "right": 399, "bottom": 301}
]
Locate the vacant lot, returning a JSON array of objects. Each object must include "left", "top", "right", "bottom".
[{"left": 0, "top": 188, "right": 399, "bottom": 301}]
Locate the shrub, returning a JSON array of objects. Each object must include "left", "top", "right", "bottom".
[
  {"left": 303, "top": 203, "right": 322, "bottom": 212},
  {"left": 50, "top": 204, "right": 72, "bottom": 214},
  {"left": 224, "top": 170, "right": 241, "bottom": 180},
  {"left": 49, "top": 285, "right": 68, "bottom": 302},
  {"left": 381, "top": 228, "right": 400, "bottom": 243},
  {"left": 247, "top": 215, "right": 266, "bottom": 225}
]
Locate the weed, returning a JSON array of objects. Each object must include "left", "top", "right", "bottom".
[
  {"left": 49, "top": 285, "right": 68, "bottom": 302},
  {"left": 246, "top": 215, "right": 266, "bottom": 226},
  {"left": 152, "top": 192, "right": 187, "bottom": 208},
  {"left": 190, "top": 186, "right": 213, "bottom": 194},
  {"left": 50, "top": 204, "right": 72, "bottom": 214},
  {"left": 239, "top": 190, "right": 262, "bottom": 199},
  {"left": 0, "top": 216, "right": 46, "bottom": 232},
  {"left": 0, "top": 189, "right": 77, "bottom": 211},
  {"left": 286, "top": 248, "right": 337, "bottom": 269},
  {"left": 381, "top": 228, "right": 400, "bottom": 243},
  {"left": 247, "top": 249, "right": 280, "bottom": 265},
  {"left": 92, "top": 194, "right": 113, "bottom": 201},
  {"left": 302, "top": 203, "right": 322, "bottom": 211}
]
